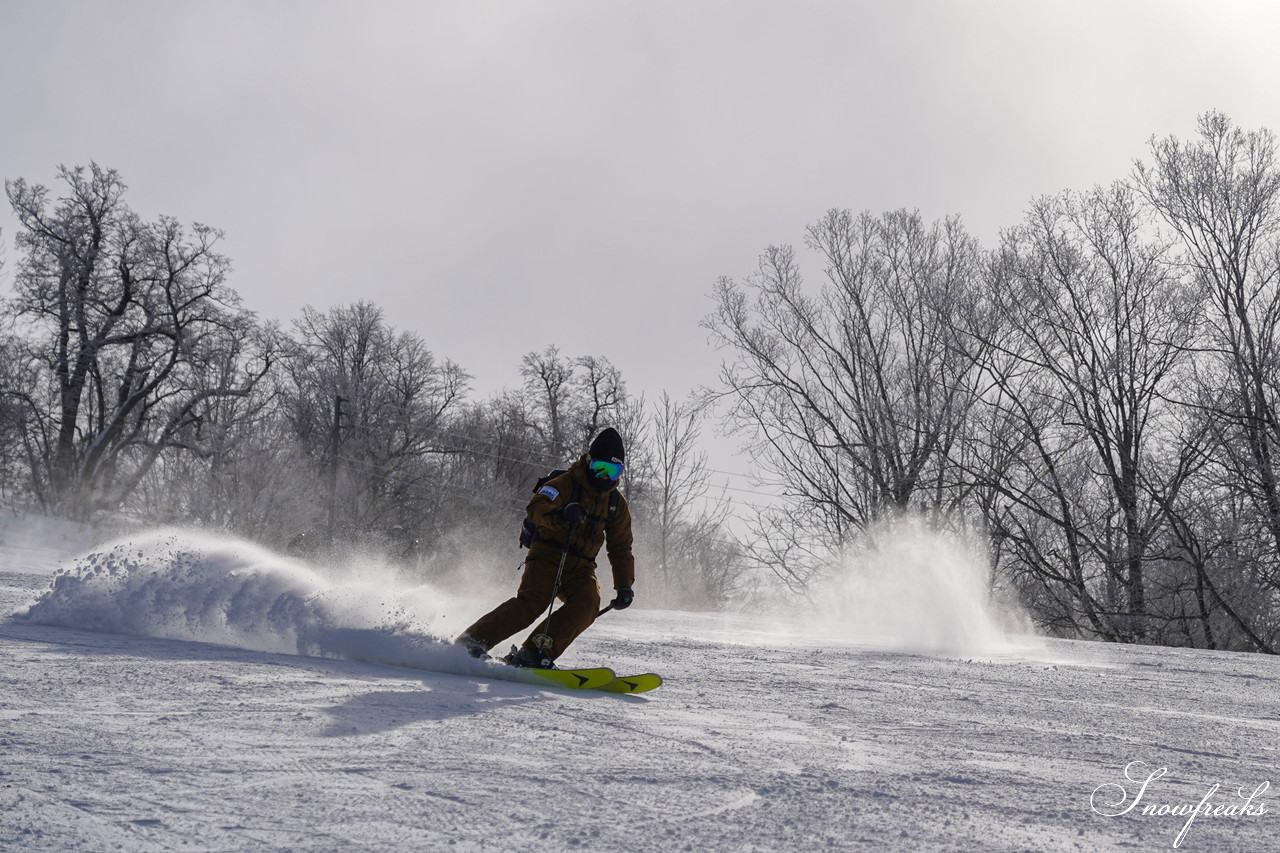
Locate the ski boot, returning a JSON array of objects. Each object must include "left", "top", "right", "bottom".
[
  {"left": 455, "top": 633, "right": 491, "bottom": 660},
  {"left": 503, "top": 645, "right": 555, "bottom": 669}
]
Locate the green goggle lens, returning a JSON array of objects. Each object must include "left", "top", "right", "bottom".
[{"left": 589, "top": 459, "right": 623, "bottom": 480}]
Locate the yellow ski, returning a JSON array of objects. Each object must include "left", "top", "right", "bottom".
[
  {"left": 594, "top": 673, "right": 663, "bottom": 694},
  {"left": 525, "top": 666, "right": 616, "bottom": 690}
]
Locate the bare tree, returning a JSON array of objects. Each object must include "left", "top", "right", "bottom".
[
  {"left": 624, "top": 391, "right": 741, "bottom": 606},
  {"left": 705, "top": 209, "right": 985, "bottom": 589},
  {"left": 572, "top": 354, "right": 627, "bottom": 447},
  {"left": 282, "top": 301, "right": 468, "bottom": 539},
  {"left": 1136, "top": 115, "right": 1280, "bottom": 546},
  {"left": 648, "top": 393, "right": 706, "bottom": 583},
  {"left": 520, "top": 345, "right": 576, "bottom": 459},
  {"left": 1133, "top": 111, "right": 1280, "bottom": 649},
  {"left": 0, "top": 313, "right": 50, "bottom": 504},
  {"left": 520, "top": 346, "right": 632, "bottom": 463},
  {"left": 125, "top": 322, "right": 321, "bottom": 542},
  {"left": 5, "top": 164, "right": 273, "bottom": 518},
  {"left": 961, "top": 184, "right": 1203, "bottom": 642}
]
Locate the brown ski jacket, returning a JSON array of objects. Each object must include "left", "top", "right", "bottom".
[{"left": 525, "top": 456, "right": 635, "bottom": 590}]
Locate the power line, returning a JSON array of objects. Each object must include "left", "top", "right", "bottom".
[
  {"left": 330, "top": 447, "right": 789, "bottom": 515},
  {"left": 325, "top": 417, "right": 793, "bottom": 501},
  {"left": 322, "top": 445, "right": 775, "bottom": 562}
]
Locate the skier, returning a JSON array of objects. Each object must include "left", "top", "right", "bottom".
[{"left": 456, "top": 427, "right": 635, "bottom": 669}]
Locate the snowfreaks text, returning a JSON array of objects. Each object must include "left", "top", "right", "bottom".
[{"left": 1090, "top": 761, "right": 1270, "bottom": 848}]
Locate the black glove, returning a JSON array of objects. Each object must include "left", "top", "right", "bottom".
[
  {"left": 558, "top": 502, "right": 586, "bottom": 528},
  {"left": 611, "top": 587, "right": 634, "bottom": 610}
]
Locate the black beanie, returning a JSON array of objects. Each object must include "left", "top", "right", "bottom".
[{"left": 589, "top": 427, "right": 625, "bottom": 463}]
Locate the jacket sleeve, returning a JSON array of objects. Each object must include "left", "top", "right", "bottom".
[
  {"left": 525, "top": 473, "right": 573, "bottom": 534},
  {"left": 605, "top": 493, "right": 635, "bottom": 590}
]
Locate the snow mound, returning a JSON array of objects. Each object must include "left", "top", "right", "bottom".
[
  {"left": 11, "top": 528, "right": 491, "bottom": 676},
  {"left": 813, "top": 515, "right": 1034, "bottom": 655}
]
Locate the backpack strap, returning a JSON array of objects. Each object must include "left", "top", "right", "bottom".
[
  {"left": 518, "top": 469, "right": 619, "bottom": 552},
  {"left": 521, "top": 469, "right": 568, "bottom": 549}
]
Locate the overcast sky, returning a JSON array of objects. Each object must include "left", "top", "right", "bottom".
[{"left": 2, "top": 0, "right": 1278, "bottom": 407}]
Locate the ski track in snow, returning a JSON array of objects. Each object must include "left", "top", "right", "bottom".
[{"left": 1, "top": 524, "right": 1278, "bottom": 852}]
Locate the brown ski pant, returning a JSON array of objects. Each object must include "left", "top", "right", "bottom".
[{"left": 462, "top": 553, "right": 601, "bottom": 662}]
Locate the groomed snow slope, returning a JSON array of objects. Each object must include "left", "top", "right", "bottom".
[{"left": 1, "top": 522, "right": 1276, "bottom": 852}]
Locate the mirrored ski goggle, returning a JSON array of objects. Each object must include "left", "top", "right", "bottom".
[{"left": 589, "top": 458, "right": 624, "bottom": 481}]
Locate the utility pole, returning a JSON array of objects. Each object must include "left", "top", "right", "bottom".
[{"left": 326, "top": 395, "right": 345, "bottom": 546}]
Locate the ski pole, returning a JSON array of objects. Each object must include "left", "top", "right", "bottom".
[
  {"left": 596, "top": 604, "right": 614, "bottom": 618},
  {"left": 531, "top": 517, "right": 578, "bottom": 653}
]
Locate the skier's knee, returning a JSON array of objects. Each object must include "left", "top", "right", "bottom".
[{"left": 565, "top": 594, "right": 601, "bottom": 620}]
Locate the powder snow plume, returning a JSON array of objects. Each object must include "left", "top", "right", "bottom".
[
  {"left": 11, "top": 528, "right": 493, "bottom": 677},
  {"left": 813, "top": 514, "right": 1037, "bottom": 656}
]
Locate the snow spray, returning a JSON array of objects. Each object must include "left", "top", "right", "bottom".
[
  {"left": 812, "top": 514, "right": 1035, "bottom": 655},
  {"left": 12, "top": 528, "right": 492, "bottom": 675}
]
